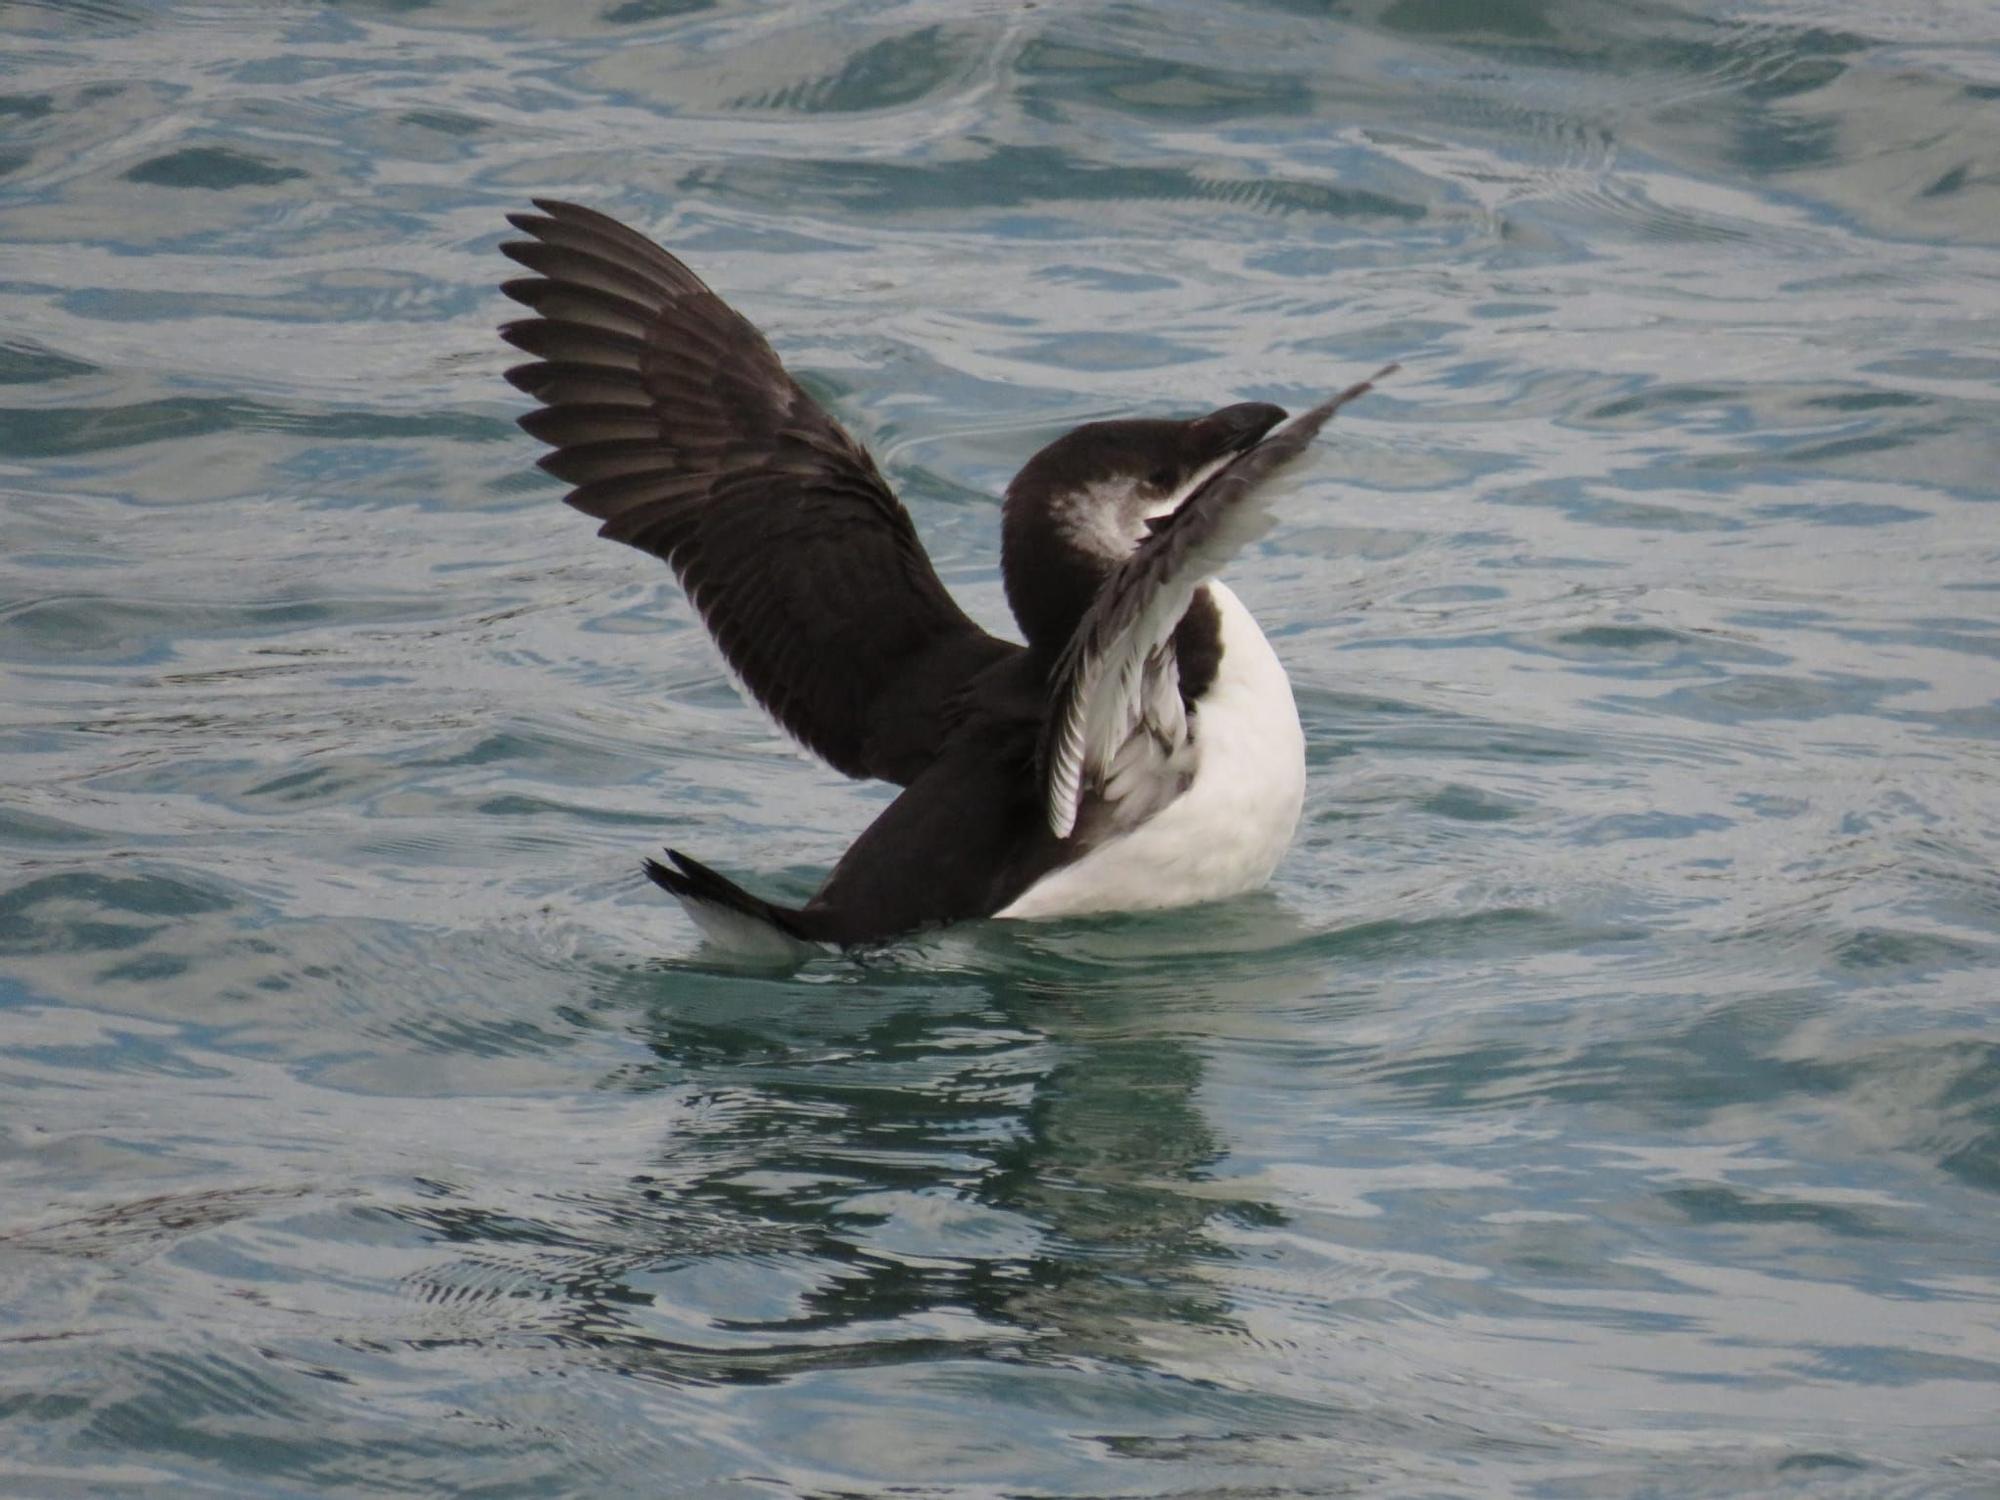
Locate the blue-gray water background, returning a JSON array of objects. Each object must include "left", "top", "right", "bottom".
[{"left": 4, "top": 1, "right": 1999, "bottom": 1494}]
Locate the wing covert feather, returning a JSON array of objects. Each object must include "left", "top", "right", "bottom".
[{"left": 1040, "top": 368, "right": 1392, "bottom": 838}]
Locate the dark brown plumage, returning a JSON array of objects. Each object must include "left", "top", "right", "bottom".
[{"left": 501, "top": 199, "right": 1014, "bottom": 789}]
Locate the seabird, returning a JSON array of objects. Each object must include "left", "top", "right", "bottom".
[{"left": 498, "top": 199, "right": 1384, "bottom": 953}]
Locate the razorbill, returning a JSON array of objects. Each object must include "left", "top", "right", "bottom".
[{"left": 499, "top": 199, "right": 1385, "bottom": 952}]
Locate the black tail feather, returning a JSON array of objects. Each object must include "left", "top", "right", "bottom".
[{"left": 642, "top": 848, "right": 813, "bottom": 944}]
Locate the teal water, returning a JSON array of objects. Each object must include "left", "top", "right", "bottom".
[{"left": 4, "top": 1, "right": 1999, "bottom": 1493}]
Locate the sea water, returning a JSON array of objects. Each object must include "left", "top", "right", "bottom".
[{"left": 3, "top": 2, "right": 1998, "bottom": 1493}]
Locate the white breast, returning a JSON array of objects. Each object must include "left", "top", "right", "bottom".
[{"left": 997, "top": 581, "right": 1305, "bottom": 920}]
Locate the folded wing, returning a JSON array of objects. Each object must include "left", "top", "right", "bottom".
[
  {"left": 500, "top": 199, "right": 1015, "bottom": 786},
  {"left": 1039, "top": 369, "right": 1391, "bottom": 839}
]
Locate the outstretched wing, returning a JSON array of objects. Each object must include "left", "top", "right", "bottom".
[
  {"left": 500, "top": 199, "right": 1015, "bottom": 786},
  {"left": 1039, "top": 369, "right": 1392, "bottom": 839}
]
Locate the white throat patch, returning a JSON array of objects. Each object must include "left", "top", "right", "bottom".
[{"left": 1056, "top": 450, "right": 1242, "bottom": 564}]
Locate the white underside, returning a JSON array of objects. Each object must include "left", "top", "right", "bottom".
[
  {"left": 996, "top": 580, "right": 1305, "bottom": 920},
  {"left": 676, "top": 894, "right": 822, "bottom": 964}
]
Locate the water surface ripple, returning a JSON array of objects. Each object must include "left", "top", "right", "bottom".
[{"left": 3, "top": 1, "right": 1998, "bottom": 1495}]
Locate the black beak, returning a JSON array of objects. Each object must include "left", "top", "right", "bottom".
[
  {"left": 1189, "top": 401, "right": 1288, "bottom": 458},
  {"left": 1141, "top": 402, "right": 1291, "bottom": 537}
]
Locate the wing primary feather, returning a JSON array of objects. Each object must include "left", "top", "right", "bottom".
[
  {"left": 504, "top": 361, "right": 652, "bottom": 407},
  {"left": 499, "top": 282, "right": 659, "bottom": 340},
  {"left": 1040, "top": 367, "right": 1393, "bottom": 839},
  {"left": 499, "top": 316, "right": 649, "bottom": 365},
  {"left": 531, "top": 200, "right": 715, "bottom": 289}
]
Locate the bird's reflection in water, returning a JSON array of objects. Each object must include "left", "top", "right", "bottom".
[{"left": 389, "top": 900, "right": 1325, "bottom": 1386}]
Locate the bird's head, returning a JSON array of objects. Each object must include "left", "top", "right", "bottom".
[{"left": 1000, "top": 401, "right": 1287, "bottom": 651}]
